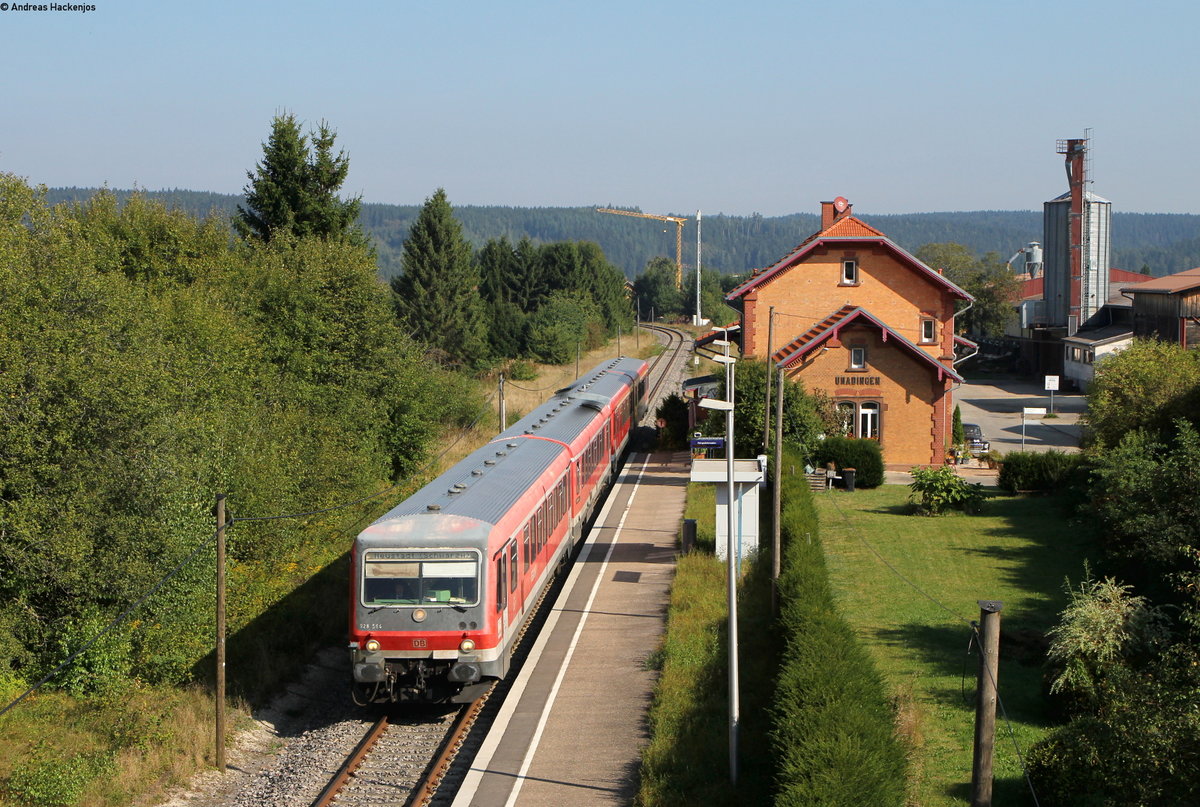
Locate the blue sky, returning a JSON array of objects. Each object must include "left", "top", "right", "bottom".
[{"left": 1, "top": 0, "right": 1197, "bottom": 216}]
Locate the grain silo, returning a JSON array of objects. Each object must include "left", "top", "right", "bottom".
[{"left": 1042, "top": 138, "right": 1112, "bottom": 333}]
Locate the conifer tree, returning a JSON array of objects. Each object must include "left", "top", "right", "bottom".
[
  {"left": 235, "top": 113, "right": 363, "bottom": 244},
  {"left": 392, "top": 189, "right": 487, "bottom": 365}
]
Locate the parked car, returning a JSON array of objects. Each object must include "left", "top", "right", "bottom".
[{"left": 963, "top": 423, "right": 990, "bottom": 453}]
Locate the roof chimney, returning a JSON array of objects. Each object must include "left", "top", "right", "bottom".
[{"left": 821, "top": 196, "right": 852, "bottom": 229}]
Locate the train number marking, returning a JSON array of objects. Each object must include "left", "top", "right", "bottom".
[{"left": 358, "top": 623, "right": 383, "bottom": 631}]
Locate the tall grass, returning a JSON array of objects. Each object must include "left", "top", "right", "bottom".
[{"left": 637, "top": 485, "right": 777, "bottom": 806}]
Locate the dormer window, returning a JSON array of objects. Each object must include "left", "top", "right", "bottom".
[{"left": 841, "top": 259, "right": 859, "bottom": 285}]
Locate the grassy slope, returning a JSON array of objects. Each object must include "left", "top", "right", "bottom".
[{"left": 814, "top": 485, "right": 1093, "bottom": 807}]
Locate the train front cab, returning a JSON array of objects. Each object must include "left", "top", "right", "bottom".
[{"left": 350, "top": 515, "right": 502, "bottom": 704}]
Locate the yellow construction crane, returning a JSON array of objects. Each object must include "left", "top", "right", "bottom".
[{"left": 596, "top": 207, "right": 688, "bottom": 288}]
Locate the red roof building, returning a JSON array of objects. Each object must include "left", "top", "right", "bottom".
[{"left": 724, "top": 198, "right": 973, "bottom": 467}]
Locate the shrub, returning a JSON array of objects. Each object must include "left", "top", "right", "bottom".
[
  {"left": 813, "top": 437, "right": 884, "bottom": 488},
  {"left": 997, "top": 450, "right": 1084, "bottom": 494},
  {"left": 908, "top": 466, "right": 985, "bottom": 515},
  {"left": 4, "top": 749, "right": 112, "bottom": 807},
  {"left": 506, "top": 358, "right": 538, "bottom": 382},
  {"left": 655, "top": 393, "right": 690, "bottom": 450}
]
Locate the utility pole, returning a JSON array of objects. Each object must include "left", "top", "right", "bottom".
[
  {"left": 971, "top": 600, "right": 1003, "bottom": 807},
  {"left": 215, "top": 494, "right": 227, "bottom": 773},
  {"left": 617, "top": 324, "right": 622, "bottom": 357},
  {"left": 763, "top": 307, "right": 775, "bottom": 453},
  {"left": 499, "top": 373, "right": 506, "bottom": 431},
  {"left": 695, "top": 210, "right": 703, "bottom": 326},
  {"left": 772, "top": 367, "right": 783, "bottom": 613}
]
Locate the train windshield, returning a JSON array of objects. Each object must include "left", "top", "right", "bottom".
[{"left": 361, "top": 549, "right": 479, "bottom": 607}]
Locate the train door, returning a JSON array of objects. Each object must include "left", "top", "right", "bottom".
[
  {"left": 493, "top": 546, "right": 508, "bottom": 641},
  {"left": 504, "top": 538, "right": 521, "bottom": 625}
]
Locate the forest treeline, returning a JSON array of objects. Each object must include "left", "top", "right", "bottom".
[{"left": 44, "top": 188, "right": 1200, "bottom": 280}]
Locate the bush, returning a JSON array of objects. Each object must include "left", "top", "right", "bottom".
[
  {"left": 655, "top": 393, "right": 690, "bottom": 450},
  {"left": 772, "top": 451, "right": 907, "bottom": 805},
  {"left": 1026, "top": 653, "right": 1200, "bottom": 806},
  {"left": 997, "top": 450, "right": 1084, "bottom": 494},
  {"left": 908, "top": 466, "right": 985, "bottom": 515},
  {"left": 813, "top": 437, "right": 884, "bottom": 488}
]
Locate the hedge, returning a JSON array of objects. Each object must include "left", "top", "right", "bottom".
[
  {"left": 813, "top": 437, "right": 885, "bottom": 488},
  {"left": 997, "top": 450, "right": 1085, "bottom": 494},
  {"left": 771, "top": 452, "right": 908, "bottom": 806}
]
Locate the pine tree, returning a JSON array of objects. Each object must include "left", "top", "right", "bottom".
[
  {"left": 392, "top": 189, "right": 487, "bottom": 365},
  {"left": 235, "top": 113, "right": 363, "bottom": 244}
]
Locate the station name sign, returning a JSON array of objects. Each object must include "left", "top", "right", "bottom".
[{"left": 835, "top": 375, "right": 882, "bottom": 386}]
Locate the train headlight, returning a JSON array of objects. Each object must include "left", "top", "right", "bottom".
[
  {"left": 365, "top": 639, "right": 381, "bottom": 652},
  {"left": 412, "top": 609, "right": 427, "bottom": 623},
  {"left": 459, "top": 638, "right": 476, "bottom": 653}
]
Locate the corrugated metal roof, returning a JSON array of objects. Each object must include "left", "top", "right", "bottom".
[{"left": 1127, "top": 266, "right": 1200, "bottom": 295}]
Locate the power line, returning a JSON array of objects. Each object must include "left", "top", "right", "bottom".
[{"left": 0, "top": 527, "right": 221, "bottom": 720}]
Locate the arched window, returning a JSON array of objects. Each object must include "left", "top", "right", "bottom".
[{"left": 837, "top": 402, "right": 856, "bottom": 437}]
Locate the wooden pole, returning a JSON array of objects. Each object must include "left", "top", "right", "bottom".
[
  {"left": 215, "top": 494, "right": 227, "bottom": 773},
  {"left": 971, "top": 600, "right": 1003, "bottom": 807},
  {"left": 772, "top": 367, "right": 784, "bottom": 614},
  {"left": 499, "top": 373, "right": 506, "bottom": 432},
  {"left": 763, "top": 307, "right": 775, "bottom": 453}
]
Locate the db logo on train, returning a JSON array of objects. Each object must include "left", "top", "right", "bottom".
[{"left": 412, "top": 639, "right": 427, "bottom": 649}]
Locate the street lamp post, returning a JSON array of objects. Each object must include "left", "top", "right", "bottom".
[{"left": 700, "top": 335, "right": 738, "bottom": 785}]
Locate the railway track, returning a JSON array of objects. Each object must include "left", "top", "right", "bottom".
[
  {"left": 309, "top": 329, "right": 692, "bottom": 807},
  {"left": 639, "top": 323, "right": 690, "bottom": 421}
]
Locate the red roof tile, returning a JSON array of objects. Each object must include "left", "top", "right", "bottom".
[{"left": 771, "top": 305, "right": 962, "bottom": 383}]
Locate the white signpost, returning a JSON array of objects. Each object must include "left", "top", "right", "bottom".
[
  {"left": 1044, "top": 375, "right": 1059, "bottom": 414},
  {"left": 1022, "top": 407, "right": 1047, "bottom": 449}
]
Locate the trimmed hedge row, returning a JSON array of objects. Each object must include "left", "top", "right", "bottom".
[
  {"left": 997, "top": 450, "right": 1085, "bottom": 494},
  {"left": 813, "top": 437, "right": 885, "bottom": 488},
  {"left": 772, "top": 454, "right": 908, "bottom": 806}
]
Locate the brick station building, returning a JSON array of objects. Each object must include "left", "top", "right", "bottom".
[{"left": 721, "top": 198, "right": 974, "bottom": 467}]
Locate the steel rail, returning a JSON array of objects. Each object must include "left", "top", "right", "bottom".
[{"left": 311, "top": 715, "right": 390, "bottom": 807}]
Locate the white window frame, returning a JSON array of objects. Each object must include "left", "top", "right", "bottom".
[
  {"left": 849, "top": 346, "right": 866, "bottom": 370},
  {"left": 841, "top": 259, "right": 859, "bottom": 285},
  {"left": 920, "top": 318, "right": 936, "bottom": 343},
  {"left": 858, "top": 402, "right": 880, "bottom": 439}
]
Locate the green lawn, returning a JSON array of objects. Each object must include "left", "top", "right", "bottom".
[{"left": 814, "top": 485, "right": 1094, "bottom": 807}]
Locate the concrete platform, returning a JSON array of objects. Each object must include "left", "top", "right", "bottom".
[{"left": 452, "top": 451, "right": 689, "bottom": 807}]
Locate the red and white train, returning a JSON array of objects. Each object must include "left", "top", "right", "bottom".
[{"left": 350, "top": 357, "right": 650, "bottom": 704}]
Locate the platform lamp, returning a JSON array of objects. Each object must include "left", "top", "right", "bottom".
[{"left": 699, "top": 349, "right": 739, "bottom": 785}]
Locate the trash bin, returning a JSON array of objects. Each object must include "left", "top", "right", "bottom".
[
  {"left": 843, "top": 467, "right": 856, "bottom": 492},
  {"left": 681, "top": 518, "right": 697, "bottom": 553}
]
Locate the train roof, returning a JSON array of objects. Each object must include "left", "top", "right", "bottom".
[{"left": 365, "top": 357, "right": 646, "bottom": 532}]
